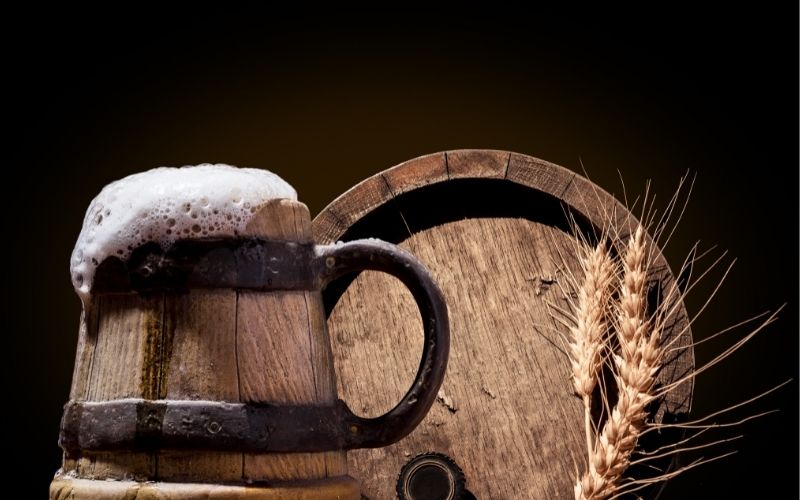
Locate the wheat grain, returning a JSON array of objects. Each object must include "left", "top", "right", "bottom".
[
  {"left": 555, "top": 175, "right": 786, "bottom": 499},
  {"left": 575, "top": 225, "right": 664, "bottom": 500},
  {"left": 568, "top": 240, "right": 616, "bottom": 459}
]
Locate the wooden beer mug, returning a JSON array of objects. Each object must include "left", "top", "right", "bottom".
[{"left": 50, "top": 172, "right": 449, "bottom": 499}]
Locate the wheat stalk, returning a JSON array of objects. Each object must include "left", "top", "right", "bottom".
[
  {"left": 575, "top": 225, "right": 663, "bottom": 500},
  {"left": 568, "top": 240, "right": 616, "bottom": 459},
  {"left": 556, "top": 175, "right": 787, "bottom": 499}
]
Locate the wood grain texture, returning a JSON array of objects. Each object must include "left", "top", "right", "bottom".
[
  {"left": 506, "top": 152, "right": 575, "bottom": 199},
  {"left": 245, "top": 199, "right": 313, "bottom": 243},
  {"left": 76, "top": 451, "right": 155, "bottom": 482},
  {"left": 80, "top": 294, "right": 163, "bottom": 480},
  {"left": 158, "top": 289, "right": 241, "bottom": 482},
  {"left": 307, "top": 290, "right": 350, "bottom": 477},
  {"left": 312, "top": 150, "right": 694, "bottom": 499},
  {"left": 88, "top": 294, "right": 164, "bottom": 400},
  {"left": 161, "top": 290, "right": 238, "bottom": 401},
  {"left": 238, "top": 290, "right": 332, "bottom": 481},
  {"left": 311, "top": 176, "right": 395, "bottom": 244},
  {"left": 312, "top": 209, "right": 347, "bottom": 246},
  {"left": 237, "top": 291, "right": 317, "bottom": 404},
  {"left": 383, "top": 152, "right": 448, "bottom": 195},
  {"left": 238, "top": 199, "right": 345, "bottom": 482},
  {"left": 50, "top": 475, "right": 360, "bottom": 500},
  {"left": 69, "top": 306, "right": 99, "bottom": 401},
  {"left": 306, "top": 292, "right": 338, "bottom": 405},
  {"left": 446, "top": 149, "right": 509, "bottom": 179}
]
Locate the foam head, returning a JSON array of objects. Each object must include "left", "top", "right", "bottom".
[{"left": 70, "top": 164, "right": 297, "bottom": 303}]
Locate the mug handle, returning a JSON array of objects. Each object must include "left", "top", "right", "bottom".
[{"left": 313, "top": 238, "right": 450, "bottom": 449}]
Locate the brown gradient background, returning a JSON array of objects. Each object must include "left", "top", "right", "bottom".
[{"left": 10, "top": 7, "right": 798, "bottom": 498}]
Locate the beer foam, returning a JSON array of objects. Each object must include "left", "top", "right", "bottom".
[{"left": 70, "top": 164, "right": 297, "bottom": 301}]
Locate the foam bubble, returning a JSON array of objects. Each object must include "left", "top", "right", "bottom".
[{"left": 70, "top": 164, "right": 297, "bottom": 303}]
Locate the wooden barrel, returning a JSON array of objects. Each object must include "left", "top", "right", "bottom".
[
  {"left": 51, "top": 198, "right": 450, "bottom": 499},
  {"left": 313, "top": 150, "right": 695, "bottom": 499}
]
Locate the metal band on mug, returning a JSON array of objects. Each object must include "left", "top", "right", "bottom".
[
  {"left": 91, "top": 238, "right": 318, "bottom": 293},
  {"left": 59, "top": 398, "right": 418, "bottom": 454}
]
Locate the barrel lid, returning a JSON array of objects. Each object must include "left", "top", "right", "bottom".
[{"left": 313, "top": 150, "right": 694, "bottom": 499}]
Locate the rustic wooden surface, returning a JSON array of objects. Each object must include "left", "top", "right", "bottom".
[
  {"left": 56, "top": 199, "right": 355, "bottom": 499},
  {"left": 158, "top": 289, "right": 241, "bottom": 482},
  {"left": 313, "top": 150, "right": 694, "bottom": 499},
  {"left": 78, "top": 293, "right": 163, "bottom": 481},
  {"left": 50, "top": 476, "right": 360, "bottom": 500},
  {"left": 238, "top": 200, "right": 346, "bottom": 482}
]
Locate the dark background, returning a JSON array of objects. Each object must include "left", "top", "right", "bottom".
[{"left": 11, "top": 7, "right": 798, "bottom": 498}]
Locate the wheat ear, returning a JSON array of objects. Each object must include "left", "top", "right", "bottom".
[
  {"left": 576, "top": 225, "right": 663, "bottom": 500},
  {"left": 568, "top": 241, "right": 616, "bottom": 459}
]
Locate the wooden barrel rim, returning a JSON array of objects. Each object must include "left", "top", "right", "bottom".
[
  {"left": 313, "top": 149, "right": 694, "bottom": 403},
  {"left": 311, "top": 149, "right": 694, "bottom": 498}
]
